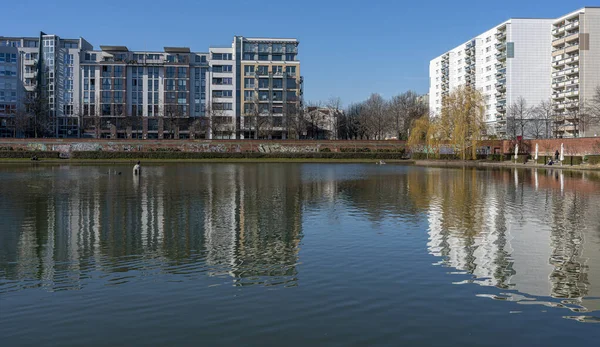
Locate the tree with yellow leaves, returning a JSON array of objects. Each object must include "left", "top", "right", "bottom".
[{"left": 409, "top": 86, "right": 485, "bottom": 160}]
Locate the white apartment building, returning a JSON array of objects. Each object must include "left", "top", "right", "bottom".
[
  {"left": 551, "top": 7, "right": 600, "bottom": 138},
  {"left": 430, "top": 19, "right": 553, "bottom": 138}
]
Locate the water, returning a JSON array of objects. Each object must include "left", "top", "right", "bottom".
[{"left": 1, "top": 163, "right": 599, "bottom": 346}]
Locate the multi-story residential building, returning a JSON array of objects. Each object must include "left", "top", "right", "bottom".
[
  {"left": 0, "top": 34, "right": 302, "bottom": 139},
  {"left": 79, "top": 46, "right": 209, "bottom": 139},
  {"left": 551, "top": 7, "right": 600, "bottom": 138},
  {"left": 237, "top": 37, "right": 302, "bottom": 139},
  {"left": 1, "top": 33, "right": 92, "bottom": 137},
  {"left": 430, "top": 19, "right": 553, "bottom": 137}
]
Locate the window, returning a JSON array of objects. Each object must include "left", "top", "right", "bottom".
[
  {"left": 486, "top": 66, "right": 492, "bottom": 72},
  {"left": 213, "top": 90, "right": 232, "bottom": 98},
  {"left": 486, "top": 36, "right": 491, "bottom": 43},
  {"left": 486, "top": 47, "right": 491, "bottom": 52},
  {"left": 458, "top": 68, "right": 462, "bottom": 73},
  {"left": 272, "top": 65, "right": 283, "bottom": 74},
  {"left": 486, "top": 56, "right": 491, "bottom": 62},
  {"left": 244, "top": 65, "right": 255, "bottom": 75},
  {"left": 286, "top": 66, "right": 296, "bottom": 75},
  {"left": 286, "top": 78, "right": 296, "bottom": 89},
  {"left": 244, "top": 78, "right": 255, "bottom": 88},
  {"left": 257, "top": 65, "right": 269, "bottom": 75},
  {"left": 285, "top": 54, "right": 295, "bottom": 61},
  {"left": 178, "top": 80, "right": 187, "bottom": 91},
  {"left": 114, "top": 66, "right": 123, "bottom": 77},
  {"left": 178, "top": 67, "right": 187, "bottom": 77},
  {"left": 64, "top": 54, "right": 74, "bottom": 65},
  {"left": 486, "top": 76, "right": 492, "bottom": 81},
  {"left": 272, "top": 79, "right": 283, "bottom": 88},
  {"left": 259, "top": 79, "right": 269, "bottom": 88},
  {"left": 272, "top": 44, "right": 283, "bottom": 53},
  {"left": 212, "top": 77, "right": 232, "bottom": 85},
  {"left": 213, "top": 102, "right": 233, "bottom": 110},
  {"left": 244, "top": 90, "right": 254, "bottom": 101},
  {"left": 243, "top": 53, "right": 254, "bottom": 60},
  {"left": 458, "top": 59, "right": 462, "bottom": 64},
  {"left": 166, "top": 67, "right": 175, "bottom": 78},
  {"left": 258, "top": 54, "right": 268, "bottom": 61}
]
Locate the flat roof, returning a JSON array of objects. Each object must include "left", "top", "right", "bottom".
[
  {"left": 100, "top": 45, "right": 129, "bottom": 52},
  {"left": 164, "top": 47, "right": 190, "bottom": 53}
]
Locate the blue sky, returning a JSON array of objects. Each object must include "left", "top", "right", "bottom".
[{"left": 0, "top": 0, "right": 591, "bottom": 106}]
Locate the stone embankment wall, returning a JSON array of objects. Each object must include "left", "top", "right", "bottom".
[{"left": 0, "top": 139, "right": 407, "bottom": 158}]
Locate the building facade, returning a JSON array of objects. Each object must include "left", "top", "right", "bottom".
[
  {"left": 0, "top": 34, "right": 302, "bottom": 139},
  {"left": 429, "top": 19, "right": 553, "bottom": 137},
  {"left": 551, "top": 7, "right": 600, "bottom": 138},
  {"left": 430, "top": 7, "right": 600, "bottom": 139}
]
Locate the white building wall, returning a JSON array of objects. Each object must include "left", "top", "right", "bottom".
[{"left": 506, "top": 19, "right": 554, "bottom": 111}]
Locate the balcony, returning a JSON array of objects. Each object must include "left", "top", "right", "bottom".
[
  {"left": 24, "top": 71, "right": 35, "bottom": 79},
  {"left": 495, "top": 42, "right": 506, "bottom": 51},
  {"left": 495, "top": 62, "right": 505, "bottom": 70},
  {"left": 565, "top": 101, "right": 579, "bottom": 109},
  {"left": 496, "top": 52, "right": 507, "bottom": 61},
  {"left": 566, "top": 78, "right": 579, "bottom": 86},
  {"left": 496, "top": 105, "right": 506, "bottom": 112},
  {"left": 565, "top": 21, "right": 579, "bottom": 30},
  {"left": 552, "top": 93, "right": 565, "bottom": 100},
  {"left": 565, "top": 44, "right": 579, "bottom": 54},
  {"left": 565, "top": 67, "right": 579, "bottom": 76},
  {"left": 495, "top": 31, "right": 506, "bottom": 40},
  {"left": 565, "top": 32, "right": 580, "bottom": 43},
  {"left": 565, "top": 90, "right": 579, "bottom": 97},
  {"left": 495, "top": 83, "right": 506, "bottom": 92},
  {"left": 24, "top": 59, "right": 36, "bottom": 66}
]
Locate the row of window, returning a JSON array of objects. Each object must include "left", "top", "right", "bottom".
[
  {"left": 242, "top": 53, "right": 296, "bottom": 61},
  {"left": 243, "top": 103, "right": 292, "bottom": 115},
  {"left": 244, "top": 65, "right": 297, "bottom": 75},
  {"left": 243, "top": 43, "right": 297, "bottom": 53},
  {"left": 0, "top": 66, "right": 17, "bottom": 76},
  {"left": 243, "top": 78, "right": 297, "bottom": 89},
  {"left": 0, "top": 53, "right": 17, "bottom": 63},
  {"left": 0, "top": 91, "right": 18, "bottom": 102},
  {"left": 244, "top": 90, "right": 297, "bottom": 101}
]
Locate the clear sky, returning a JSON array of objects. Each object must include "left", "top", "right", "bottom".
[{"left": 0, "top": 0, "right": 592, "bottom": 106}]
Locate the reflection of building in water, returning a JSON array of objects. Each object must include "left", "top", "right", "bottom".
[
  {"left": 421, "top": 168, "right": 600, "bottom": 312},
  {"left": 0, "top": 164, "right": 305, "bottom": 291}
]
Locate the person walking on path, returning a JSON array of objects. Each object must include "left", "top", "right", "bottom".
[{"left": 555, "top": 150, "right": 559, "bottom": 161}]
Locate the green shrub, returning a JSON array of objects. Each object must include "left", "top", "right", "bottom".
[
  {"left": 340, "top": 147, "right": 371, "bottom": 153},
  {"left": 70, "top": 151, "right": 407, "bottom": 160},
  {"left": 563, "top": 156, "right": 583, "bottom": 165},
  {"left": 0, "top": 146, "right": 13, "bottom": 151},
  {"left": 0, "top": 151, "right": 61, "bottom": 159},
  {"left": 587, "top": 155, "right": 600, "bottom": 165},
  {"left": 319, "top": 147, "right": 331, "bottom": 152},
  {"left": 488, "top": 154, "right": 504, "bottom": 161}
]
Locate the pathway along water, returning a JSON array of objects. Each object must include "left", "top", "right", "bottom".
[{"left": 1, "top": 163, "right": 599, "bottom": 346}]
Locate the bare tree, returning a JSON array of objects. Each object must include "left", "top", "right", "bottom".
[
  {"left": 326, "top": 97, "right": 343, "bottom": 140},
  {"left": 284, "top": 102, "right": 305, "bottom": 139},
  {"left": 507, "top": 96, "right": 532, "bottom": 139},
  {"left": 363, "top": 93, "right": 389, "bottom": 140},
  {"left": 532, "top": 99, "right": 555, "bottom": 139},
  {"left": 389, "top": 91, "right": 429, "bottom": 140}
]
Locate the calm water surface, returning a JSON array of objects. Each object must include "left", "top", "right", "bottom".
[{"left": 1, "top": 163, "right": 600, "bottom": 346}]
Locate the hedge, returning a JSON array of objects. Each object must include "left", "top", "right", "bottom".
[
  {"left": 70, "top": 151, "right": 407, "bottom": 160},
  {"left": 0, "top": 151, "right": 61, "bottom": 159},
  {"left": 563, "top": 156, "right": 583, "bottom": 165},
  {"left": 587, "top": 155, "right": 600, "bottom": 165}
]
